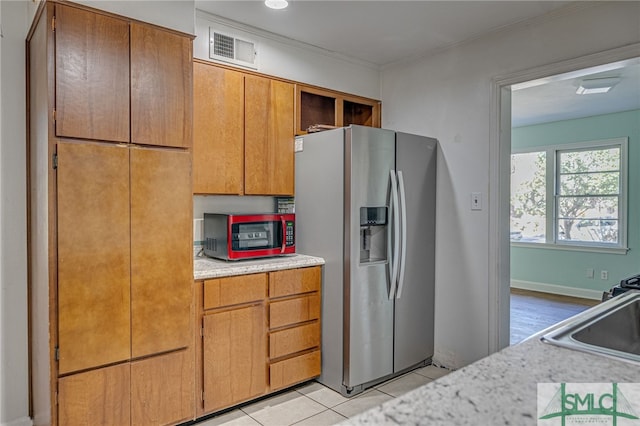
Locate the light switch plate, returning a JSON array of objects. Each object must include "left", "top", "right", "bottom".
[
  {"left": 295, "top": 137, "right": 304, "bottom": 152},
  {"left": 471, "top": 192, "right": 482, "bottom": 210}
]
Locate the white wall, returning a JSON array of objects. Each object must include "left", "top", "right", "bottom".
[
  {"left": 194, "top": 10, "right": 380, "bottom": 99},
  {"left": 74, "top": 0, "right": 196, "bottom": 35},
  {"left": 380, "top": 1, "right": 640, "bottom": 368},
  {"left": 1, "top": 2, "right": 36, "bottom": 424},
  {"left": 1, "top": 0, "right": 38, "bottom": 424}
]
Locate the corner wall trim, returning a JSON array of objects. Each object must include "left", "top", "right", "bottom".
[{"left": 510, "top": 280, "right": 604, "bottom": 301}]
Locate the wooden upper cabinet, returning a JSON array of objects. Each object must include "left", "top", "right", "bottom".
[
  {"left": 130, "top": 147, "right": 192, "bottom": 358},
  {"left": 57, "top": 142, "right": 131, "bottom": 375},
  {"left": 193, "top": 62, "right": 244, "bottom": 194},
  {"left": 55, "top": 4, "right": 130, "bottom": 142},
  {"left": 131, "top": 24, "right": 193, "bottom": 148},
  {"left": 244, "top": 75, "right": 294, "bottom": 195},
  {"left": 295, "top": 84, "right": 381, "bottom": 135}
]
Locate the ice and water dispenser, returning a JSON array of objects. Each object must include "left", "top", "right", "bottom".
[{"left": 359, "top": 206, "right": 388, "bottom": 263}]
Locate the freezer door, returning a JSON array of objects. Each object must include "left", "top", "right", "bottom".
[
  {"left": 344, "top": 126, "right": 396, "bottom": 389},
  {"left": 393, "top": 132, "right": 436, "bottom": 372}
]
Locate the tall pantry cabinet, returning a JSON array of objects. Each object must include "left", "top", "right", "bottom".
[{"left": 27, "top": 2, "right": 195, "bottom": 425}]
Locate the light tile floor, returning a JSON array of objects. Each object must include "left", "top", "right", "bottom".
[{"left": 194, "top": 365, "right": 450, "bottom": 426}]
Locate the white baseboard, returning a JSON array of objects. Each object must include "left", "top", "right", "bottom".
[
  {"left": 0, "top": 417, "right": 33, "bottom": 426},
  {"left": 510, "top": 279, "right": 604, "bottom": 300}
]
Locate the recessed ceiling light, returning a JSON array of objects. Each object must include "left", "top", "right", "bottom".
[
  {"left": 265, "top": 0, "right": 288, "bottom": 9},
  {"left": 576, "top": 77, "right": 621, "bottom": 95}
]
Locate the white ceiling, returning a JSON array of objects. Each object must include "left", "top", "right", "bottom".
[
  {"left": 195, "top": 0, "right": 573, "bottom": 67},
  {"left": 512, "top": 59, "right": 640, "bottom": 127},
  {"left": 195, "top": 0, "right": 640, "bottom": 127}
]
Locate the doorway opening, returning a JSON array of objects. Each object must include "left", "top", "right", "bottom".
[
  {"left": 488, "top": 44, "right": 640, "bottom": 352},
  {"left": 508, "top": 56, "right": 639, "bottom": 344}
]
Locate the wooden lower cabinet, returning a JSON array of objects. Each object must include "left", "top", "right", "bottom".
[
  {"left": 203, "top": 274, "right": 267, "bottom": 310},
  {"left": 270, "top": 351, "right": 321, "bottom": 391},
  {"left": 131, "top": 350, "right": 194, "bottom": 426},
  {"left": 197, "top": 266, "right": 322, "bottom": 417},
  {"left": 269, "top": 322, "right": 320, "bottom": 359},
  {"left": 269, "top": 294, "right": 321, "bottom": 329},
  {"left": 203, "top": 304, "right": 267, "bottom": 412},
  {"left": 58, "top": 349, "right": 194, "bottom": 426},
  {"left": 269, "top": 267, "right": 321, "bottom": 298},
  {"left": 58, "top": 364, "right": 131, "bottom": 426}
]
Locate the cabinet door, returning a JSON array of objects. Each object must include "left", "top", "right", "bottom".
[
  {"left": 130, "top": 147, "right": 192, "bottom": 358},
  {"left": 244, "top": 76, "right": 294, "bottom": 195},
  {"left": 131, "top": 350, "right": 194, "bottom": 426},
  {"left": 55, "top": 4, "right": 129, "bottom": 142},
  {"left": 57, "top": 142, "right": 131, "bottom": 375},
  {"left": 193, "top": 63, "right": 244, "bottom": 194},
  {"left": 203, "top": 305, "right": 267, "bottom": 412},
  {"left": 131, "top": 23, "right": 192, "bottom": 148},
  {"left": 58, "top": 362, "right": 130, "bottom": 425}
]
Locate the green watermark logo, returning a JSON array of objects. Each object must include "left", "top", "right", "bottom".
[{"left": 538, "top": 383, "right": 640, "bottom": 425}]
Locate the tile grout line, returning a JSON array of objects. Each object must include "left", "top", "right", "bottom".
[
  {"left": 290, "top": 408, "right": 338, "bottom": 426},
  {"left": 239, "top": 406, "right": 264, "bottom": 426},
  {"left": 235, "top": 375, "right": 449, "bottom": 426}
]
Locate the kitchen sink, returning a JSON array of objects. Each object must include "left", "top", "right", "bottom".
[{"left": 541, "top": 290, "right": 640, "bottom": 364}]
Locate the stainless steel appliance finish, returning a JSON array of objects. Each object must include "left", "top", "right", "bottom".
[
  {"left": 295, "top": 125, "right": 437, "bottom": 396},
  {"left": 542, "top": 291, "right": 640, "bottom": 364}
]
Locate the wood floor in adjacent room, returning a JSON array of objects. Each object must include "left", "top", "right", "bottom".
[{"left": 510, "top": 288, "right": 600, "bottom": 345}]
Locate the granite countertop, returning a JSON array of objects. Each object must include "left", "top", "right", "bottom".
[
  {"left": 343, "top": 311, "right": 640, "bottom": 425},
  {"left": 193, "top": 252, "right": 325, "bottom": 280}
]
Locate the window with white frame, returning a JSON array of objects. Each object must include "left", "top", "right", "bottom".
[{"left": 511, "top": 137, "right": 628, "bottom": 250}]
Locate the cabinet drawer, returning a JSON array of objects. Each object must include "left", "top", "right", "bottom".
[
  {"left": 204, "top": 274, "right": 267, "bottom": 310},
  {"left": 270, "top": 350, "right": 321, "bottom": 391},
  {"left": 269, "top": 294, "right": 320, "bottom": 329},
  {"left": 269, "top": 321, "right": 320, "bottom": 359},
  {"left": 269, "top": 267, "right": 321, "bottom": 298}
]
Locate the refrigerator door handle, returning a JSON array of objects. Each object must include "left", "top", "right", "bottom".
[
  {"left": 388, "top": 170, "right": 400, "bottom": 300},
  {"left": 396, "top": 170, "right": 408, "bottom": 299}
]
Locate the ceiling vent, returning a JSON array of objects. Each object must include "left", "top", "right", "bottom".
[{"left": 209, "top": 28, "right": 258, "bottom": 69}]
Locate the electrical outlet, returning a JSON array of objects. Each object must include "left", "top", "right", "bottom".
[
  {"left": 601, "top": 270, "right": 608, "bottom": 280},
  {"left": 586, "top": 268, "right": 594, "bottom": 279}
]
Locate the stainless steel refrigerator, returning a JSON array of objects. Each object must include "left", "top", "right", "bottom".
[{"left": 294, "top": 125, "right": 437, "bottom": 396}]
